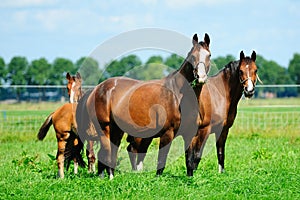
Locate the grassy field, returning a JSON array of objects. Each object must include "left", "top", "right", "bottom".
[{"left": 0, "top": 98, "right": 299, "bottom": 199}]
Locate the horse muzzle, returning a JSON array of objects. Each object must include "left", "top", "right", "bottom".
[
  {"left": 244, "top": 88, "right": 255, "bottom": 98},
  {"left": 197, "top": 74, "right": 208, "bottom": 84}
]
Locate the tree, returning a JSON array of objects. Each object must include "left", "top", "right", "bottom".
[
  {"left": 26, "top": 58, "right": 51, "bottom": 85},
  {"left": 0, "top": 57, "right": 6, "bottom": 85},
  {"left": 256, "top": 55, "right": 295, "bottom": 97},
  {"left": 104, "top": 55, "right": 142, "bottom": 79},
  {"left": 7, "top": 56, "right": 28, "bottom": 85},
  {"left": 7, "top": 56, "right": 28, "bottom": 101},
  {"left": 25, "top": 58, "right": 51, "bottom": 101},
  {"left": 49, "top": 58, "right": 75, "bottom": 85},
  {"left": 127, "top": 55, "right": 166, "bottom": 80},
  {"left": 164, "top": 54, "right": 184, "bottom": 71},
  {"left": 146, "top": 55, "right": 163, "bottom": 64},
  {"left": 211, "top": 55, "right": 236, "bottom": 75},
  {"left": 76, "top": 57, "right": 102, "bottom": 85},
  {"left": 288, "top": 53, "right": 300, "bottom": 95}
]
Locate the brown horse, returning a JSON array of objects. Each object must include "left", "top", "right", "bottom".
[
  {"left": 76, "top": 33, "right": 211, "bottom": 179},
  {"left": 127, "top": 51, "right": 258, "bottom": 176},
  {"left": 66, "top": 72, "right": 83, "bottom": 103},
  {"left": 37, "top": 72, "right": 85, "bottom": 178}
]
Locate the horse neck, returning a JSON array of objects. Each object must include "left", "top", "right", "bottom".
[
  {"left": 165, "top": 58, "right": 194, "bottom": 85},
  {"left": 178, "top": 59, "right": 195, "bottom": 83},
  {"left": 222, "top": 63, "right": 244, "bottom": 107},
  {"left": 69, "top": 87, "right": 83, "bottom": 103}
]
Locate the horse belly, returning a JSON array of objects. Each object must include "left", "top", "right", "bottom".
[{"left": 111, "top": 83, "right": 178, "bottom": 138}]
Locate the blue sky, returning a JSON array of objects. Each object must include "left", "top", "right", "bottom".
[{"left": 0, "top": 0, "right": 299, "bottom": 68}]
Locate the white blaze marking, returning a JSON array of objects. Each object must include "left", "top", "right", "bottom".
[
  {"left": 70, "top": 82, "right": 76, "bottom": 103},
  {"left": 197, "top": 49, "right": 209, "bottom": 83},
  {"left": 245, "top": 65, "right": 254, "bottom": 92}
]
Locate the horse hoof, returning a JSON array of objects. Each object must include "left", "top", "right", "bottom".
[
  {"left": 136, "top": 162, "right": 143, "bottom": 171},
  {"left": 109, "top": 174, "right": 114, "bottom": 180},
  {"left": 187, "top": 169, "right": 193, "bottom": 177}
]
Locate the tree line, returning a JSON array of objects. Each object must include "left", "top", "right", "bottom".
[{"left": 0, "top": 52, "right": 299, "bottom": 101}]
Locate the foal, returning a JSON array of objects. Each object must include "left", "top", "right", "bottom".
[{"left": 37, "top": 72, "right": 85, "bottom": 178}]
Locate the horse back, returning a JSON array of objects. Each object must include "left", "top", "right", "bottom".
[{"left": 52, "top": 103, "right": 77, "bottom": 134}]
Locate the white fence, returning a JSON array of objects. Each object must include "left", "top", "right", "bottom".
[
  {"left": 0, "top": 84, "right": 299, "bottom": 101},
  {"left": 0, "top": 111, "right": 299, "bottom": 135}
]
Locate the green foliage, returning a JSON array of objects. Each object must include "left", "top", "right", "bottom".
[
  {"left": 288, "top": 53, "right": 300, "bottom": 94},
  {"left": 77, "top": 57, "right": 102, "bottom": 85},
  {"left": 0, "top": 101, "right": 299, "bottom": 199},
  {"left": 0, "top": 57, "right": 6, "bottom": 84},
  {"left": 126, "top": 63, "right": 167, "bottom": 80},
  {"left": 0, "top": 131, "right": 299, "bottom": 199},
  {"left": 146, "top": 55, "right": 163, "bottom": 64},
  {"left": 1, "top": 52, "right": 300, "bottom": 99},
  {"left": 50, "top": 58, "right": 76, "bottom": 85},
  {"left": 164, "top": 53, "right": 184, "bottom": 71},
  {"left": 288, "top": 53, "right": 300, "bottom": 83},
  {"left": 7, "top": 56, "right": 28, "bottom": 85},
  {"left": 26, "top": 58, "right": 51, "bottom": 85},
  {"left": 212, "top": 54, "right": 236, "bottom": 70},
  {"left": 104, "top": 55, "right": 142, "bottom": 80}
]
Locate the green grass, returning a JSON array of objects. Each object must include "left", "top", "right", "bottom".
[{"left": 0, "top": 99, "right": 299, "bottom": 199}]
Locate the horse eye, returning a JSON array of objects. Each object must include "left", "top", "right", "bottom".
[
  {"left": 254, "top": 69, "right": 257, "bottom": 73},
  {"left": 239, "top": 70, "right": 243, "bottom": 75}
]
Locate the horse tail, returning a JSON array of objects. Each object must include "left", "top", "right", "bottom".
[{"left": 37, "top": 112, "right": 54, "bottom": 140}]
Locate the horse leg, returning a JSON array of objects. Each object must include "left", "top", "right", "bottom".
[
  {"left": 57, "top": 139, "right": 66, "bottom": 178},
  {"left": 216, "top": 128, "right": 229, "bottom": 173},
  {"left": 73, "top": 138, "right": 79, "bottom": 174},
  {"left": 136, "top": 138, "right": 153, "bottom": 171},
  {"left": 86, "top": 140, "right": 96, "bottom": 173},
  {"left": 185, "top": 126, "right": 210, "bottom": 176},
  {"left": 110, "top": 124, "right": 124, "bottom": 178},
  {"left": 156, "top": 128, "right": 174, "bottom": 176},
  {"left": 97, "top": 124, "right": 112, "bottom": 179},
  {"left": 126, "top": 135, "right": 138, "bottom": 170}
]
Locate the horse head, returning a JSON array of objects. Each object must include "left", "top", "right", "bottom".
[
  {"left": 238, "top": 51, "right": 258, "bottom": 98},
  {"left": 189, "top": 33, "right": 211, "bottom": 83},
  {"left": 66, "top": 72, "right": 82, "bottom": 103}
]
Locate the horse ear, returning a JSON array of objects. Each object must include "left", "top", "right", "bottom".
[
  {"left": 204, "top": 33, "right": 210, "bottom": 47},
  {"left": 240, "top": 51, "right": 245, "bottom": 60},
  {"left": 66, "top": 72, "right": 71, "bottom": 80},
  {"left": 76, "top": 72, "right": 81, "bottom": 80},
  {"left": 251, "top": 51, "right": 256, "bottom": 61},
  {"left": 193, "top": 34, "right": 198, "bottom": 46}
]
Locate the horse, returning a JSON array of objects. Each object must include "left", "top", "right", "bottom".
[
  {"left": 76, "top": 33, "right": 211, "bottom": 179},
  {"left": 37, "top": 72, "right": 85, "bottom": 178},
  {"left": 66, "top": 72, "right": 83, "bottom": 103},
  {"left": 126, "top": 51, "right": 258, "bottom": 176}
]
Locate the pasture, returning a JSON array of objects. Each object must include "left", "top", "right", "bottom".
[{"left": 0, "top": 98, "right": 299, "bottom": 199}]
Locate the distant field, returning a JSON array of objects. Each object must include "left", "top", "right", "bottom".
[{"left": 0, "top": 98, "right": 299, "bottom": 199}]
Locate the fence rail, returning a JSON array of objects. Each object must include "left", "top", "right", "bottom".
[
  {"left": 0, "top": 84, "right": 299, "bottom": 101},
  {"left": 0, "top": 111, "right": 299, "bottom": 135}
]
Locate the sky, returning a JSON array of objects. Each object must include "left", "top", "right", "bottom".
[{"left": 0, "top": 0, "right": 299, "bottom": 68}]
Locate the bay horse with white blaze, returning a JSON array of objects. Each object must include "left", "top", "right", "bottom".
[
  {"left": 76, "top": 33, "right": 211, "bottom": 179},
  {"left": 37, "top": 72, "right": 85, "bottom": 178},
  {"left": 187, "top": 50, "right": 258, "bottom": 175},
  {"left": 126, "top": 51, "right": 258, "bottom": 176}
]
